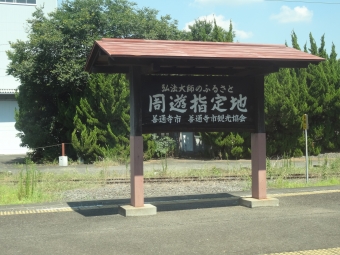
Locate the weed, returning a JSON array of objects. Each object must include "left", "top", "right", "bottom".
[
  {"left": 17, "top": 158, "right": 41, "bottom": 200},
  {"left": 154, "top": 135, "right": 176, "bottom": 174}
]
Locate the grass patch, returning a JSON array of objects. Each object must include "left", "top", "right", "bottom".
[
  {"left": 1, "top": 157, "right": 340, "bottom": 205},
  {"left": 267, "top": 177, "right": 340, "bottom": 189},
  {"left": 0, "top": 161, "right": 124, "bottom": 205},
  {"left": 266, "top": 156, "right": 340, "bottom": 189}
]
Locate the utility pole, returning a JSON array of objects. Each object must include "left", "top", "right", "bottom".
[{"left": 302, "top": 114, "right": 309, "bottom": 182}]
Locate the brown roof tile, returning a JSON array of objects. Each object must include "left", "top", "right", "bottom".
[
  {"left": 99, "top": 38, "right": 322, "bottom": 60},
  {"left": 85, "top": 38, "right": 324, "bottom": 74}
]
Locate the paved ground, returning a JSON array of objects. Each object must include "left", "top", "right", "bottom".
[
  {"left": 0, "top": 154, "right": 26, "bottom": 165},
  {"left": 0, "top": 186, "right": 340, "bottom": 255},
  {"left": 1, "top": 155, "right": 340, "bottom": 254}
]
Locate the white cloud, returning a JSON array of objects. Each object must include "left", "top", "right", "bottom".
[
  {"left": 192, "top": 0, "right": 263, "bottom": 6},
  {"left": 235, "top": 30, "right": 253, "bottom": 40},
  {"left": 184, "top": 14, "right": 253, "bottom": 40},
  {"left": 270, "top": 6, "right": 313, "bottom": 23}
]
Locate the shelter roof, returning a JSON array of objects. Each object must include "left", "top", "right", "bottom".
[{"left": 85, "top": 38, "right": 324, "bottom": 76}]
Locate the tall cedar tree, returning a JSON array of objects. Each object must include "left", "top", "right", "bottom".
[
  {"left": 265, "top": 32, "right": 340, "bottom": 157},
  {"left": 72, "top": 74, "right": 130, "bottom": 162}
]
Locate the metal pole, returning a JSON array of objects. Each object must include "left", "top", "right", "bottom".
[
  {"left": 62, "top": 143, "right": 65, "bottom": 156},
  {"left": 305, "top": 129, "right": 308, "bottom": 183}
]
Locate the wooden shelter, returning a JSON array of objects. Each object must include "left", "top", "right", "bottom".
[{"left": 85, "top": 38, "right": 324, "bottom": 215}]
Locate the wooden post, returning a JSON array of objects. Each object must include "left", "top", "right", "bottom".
[
  {"left": 129, "top": 66, "right": 144, "bottom": 207},
  {"left": 61, "top": 143, "right": 65, "bottom": 156},
  {"left": 251, "top": 75, "right": 267, "bottom": 199}
]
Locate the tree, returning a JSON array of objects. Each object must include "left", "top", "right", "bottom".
[
  {"left": 187, "top": 18, "right": 235, "bottom": 42},
  {"left": 201, "top": 132, "right": 245, "bottom": 159},
  {"left": 72, "top": 73, "right": 130, "bottom": 162},
  {"left": 264, "top": 32, "right": 340, "bottom": 157},
  {"left": 8, "top": 0, "right": 340, "bottom": 161},
  {"left": 264, "top": 31, "right": 310, "bottom": 156},
  {"left": 7, "top": 0, "right": 182, "bottom": 161},
  {"left": 305, "top": 35, "right": 340, "bottom": 154},
  {"left": 265, "top": 67, "right": 308, "bottom": 156}
]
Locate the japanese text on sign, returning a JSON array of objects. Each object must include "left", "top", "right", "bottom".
[
  {"left": 149, "top": 86, "right": 248, "bottom": 124},
  {"left": 141, "top": 77, "right": 256, "bottom": 133}
]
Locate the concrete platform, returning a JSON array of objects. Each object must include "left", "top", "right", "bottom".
[
  {"left": 239, "top": 197, "right": 279, "bottom": 208},
  {"left": 1, "top": 187, "right": 340, "bottom": 254},
  {"left": 118, "top": 204, "right": 157, "bottom": 217}
]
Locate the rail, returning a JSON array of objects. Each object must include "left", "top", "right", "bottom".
[{"left": 1, "top": 173, "right": 340, "bottom": 185}]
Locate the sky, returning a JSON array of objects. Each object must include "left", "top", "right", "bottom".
[
  {"left": 127, "top": 0, "right": 340, "bottom": 55},
  {"left": 55, "top": 0, "right": 340, "bottom": 55}
]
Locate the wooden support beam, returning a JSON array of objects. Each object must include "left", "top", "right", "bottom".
[
  {"left": 90, "top": 64, "right": 278, "bottom": 76},
  {"left": 92, "top": 56, "right": 313, "bottom": 69},
  {"left": 129, "top": 66, "right": 144, "bottom": 207},
  {"left": 251, "top": 133, "right": 267, "bottom": 199},
  {"left": 251, "top": 75, "right": 267, "bottom": 199}
]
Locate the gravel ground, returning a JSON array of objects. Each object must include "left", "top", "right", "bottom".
[{"left": 61, "top": 180, "right": 247, "bottom": 202}]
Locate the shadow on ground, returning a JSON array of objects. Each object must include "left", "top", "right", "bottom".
[
  {"left": 67, "top": 193, "right": 240, "bottom": 217},
  {"left": 0, "top": 155, "right": 26, "bottom": 165}
]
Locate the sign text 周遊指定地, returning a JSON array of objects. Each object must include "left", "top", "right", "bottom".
[{"left": 141, "top": 76, "right": 256, "bottom": 133}]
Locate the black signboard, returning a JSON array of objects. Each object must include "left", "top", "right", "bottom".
[{"left": 141, "top": 76, "right": 257, "bottom": 133}]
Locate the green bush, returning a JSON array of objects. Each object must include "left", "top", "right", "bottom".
[{"left": 293, "top": 148, "right": 303, "bottom": 157}]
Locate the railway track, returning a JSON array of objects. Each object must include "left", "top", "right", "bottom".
[
  {"left": 101, "top": 173, "right": 340, "bottom": 184},
  {"left": 1, "top": 173, "right": 339, "bottom": 185}
]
